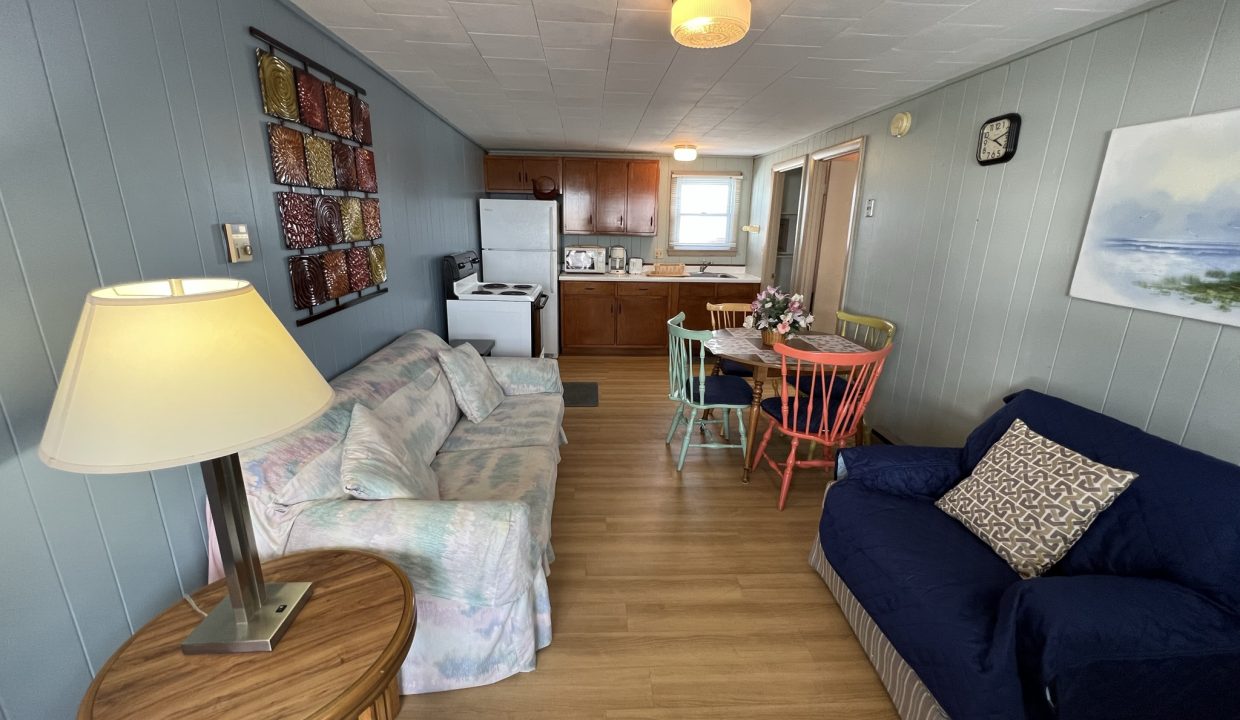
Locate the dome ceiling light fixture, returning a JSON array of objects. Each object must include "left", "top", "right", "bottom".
[
  {"left": 673, "top": 144, "right": 698, "bottom": 161},
  {"left": 670, "top": 0, "right": 751, "bottom": 49}
]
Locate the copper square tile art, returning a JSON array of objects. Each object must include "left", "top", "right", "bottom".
[
  {"left": 355, "top": 148, "right": 378, "bottom": 193},
  {"left": 340, "top": 197, "right": 365, "bottom": 241},
  {"left": 324, "top": 84, "right": 353, "bottom": 139},
  {"left": 321, "top": 250, "right": 349, "bottom": 299},
  {"left": 277, "top": 192, "right": 318, "bottom": 249},
  {"left": 303, "top": 135, "right": 336, "bottom": 189},
  {"left": 351, "top": 96, "right": 372, "bottom": 145},
  {"left": 295, "top": 69, "right": 327, "bottom": 131},
  {"left": 368, "top": 244, "right": 387, "bottom": 284},
  {"left": 258, "top": 50, "right": 299, "bottom": 123},
  {"left": 315, "top": 195, "right": 345, "bottom": 246},
  {"left": 361, "top": 199, "right": 382, "bottom": 240},
  {"left": 332, "top": 142, "right": 358, "bottom": 190},
  {"left": 268, "top": 124, "right": 308, "bottom": 186},
  {"left": 346, "top": 247, "right": 373, "bottom": 291},
  {"left": 288, "top": 255, "right": 328, "bottom": 310}
]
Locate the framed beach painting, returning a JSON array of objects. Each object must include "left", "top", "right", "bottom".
[{"left": 1069, "top": 108, "right": 1240, "bottom": 327}]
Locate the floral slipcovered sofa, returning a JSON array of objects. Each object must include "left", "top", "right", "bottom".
[{"left": 218, "top": 330, "right": 563, "bottom": 694}]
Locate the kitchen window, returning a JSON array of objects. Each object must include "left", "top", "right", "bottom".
[{"left": 669, "top": 172, "right": 742, "bottom": 252}]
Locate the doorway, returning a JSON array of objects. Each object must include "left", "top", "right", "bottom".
[
  {"left": 795, "top": 138, "right": 865, "bottom": 324},
  {"left": 764, "top": 157, "right": 807, "bottom": 289}
]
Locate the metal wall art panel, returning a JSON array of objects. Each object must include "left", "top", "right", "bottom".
[
  {"left": 294, "top": 69, "right": 327, "bottom": 131},
  {"left": 352, "top": 96, "right": 372, "bottom": 145},
  {"left": 303, "top": 135, "right": 335, "bottom": 189},
  {"left": 267, "top": 123, "right": 308, "bottom": 186},
  {"left": 332, "top": 142, "right": 357, "bottom": 190},
  {"left": 324, "top": 84, "right": 353, "bottom": 139},
  {"left": 277, "top": 191, "right": 318, "bottom": 249},
  {"left": 340, "top": 197, "right": 365, "bottom": 242},
  {"left": 314, "top": 195, "right": 345, "bottom": 246},
  {"left": 367, "top": 244, "right": 387, "bottom": 284},
  {"left": 288, "top": 254, "right": 328, "bottom": 309},
  {"left": 355, "top": 147, "right": 378, "bottom": 193},
  {"left": 258, "top": 50, "right": 299, "bottom": 122},
  {"left": 346, "top": 247, "right": 373, "bottom": 291},
  {"left": 361, "top": 198, "right": 381, "bottom": 240},
  {"left": 321, "top": 249, "right": 349, "bottom": 299}
]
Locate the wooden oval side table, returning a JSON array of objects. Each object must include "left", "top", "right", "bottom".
[{"left": 79, "top": 550, "right": 414, "bottom": 720}]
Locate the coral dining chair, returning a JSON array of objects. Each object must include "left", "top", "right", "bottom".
[
  {"left": 666, "top": 313, "right": 751, "bottom": 471},
  {"left": 706, "top": 302, "right": 754, "bottom": 378},
  {"left": 755, "top": 342, "right": 893, "bottom": 510}
]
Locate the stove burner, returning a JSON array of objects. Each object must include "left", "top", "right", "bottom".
[
  {"left": 500, "top": 290, "right": 525, "bottom": 295},
  {"left": 513, "top": 284, "right": 534, "bottom": 289},
  {"left": 482, "top": 283, "right": 508, "bottom": 290},
  {"left": 470, "top": 290, "right": 494, "bottom": 295}
]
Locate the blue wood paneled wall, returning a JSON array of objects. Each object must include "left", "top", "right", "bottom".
[
  {"left": 750, "top": 0, "right": 1240, "bottom": 463},
  {"left": 0, "top": 0, "right": 481, "bottom": 716}
]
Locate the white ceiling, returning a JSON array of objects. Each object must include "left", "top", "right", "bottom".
[{"left": 292, "top": 0, "right": 1154, "bottom": 156}]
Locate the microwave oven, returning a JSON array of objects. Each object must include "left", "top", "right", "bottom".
[{"left": 563, "top": 246, "right": 607, "bottom": 273}]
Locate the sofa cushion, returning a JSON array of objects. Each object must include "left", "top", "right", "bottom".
[
  {"left": 937, "top": 419, "right": 1137, "bottom": 578},
  {"left": 439, "top": 394, "right": 564, "bottom": 454},
  {"left": 963, "top": 390, "right": 1240, "bottom": 611},
  {"left": 438, "top": 344, "right": 505, "bottom": 423},
  {"left": 821, "top": 480, "right": 1024, "bottom": 719},
  {"left": 432, "top": 446, "right": 557, "bottom": 564},
  {"left": 375, "top": 367, "right": 460, "bottom": 464},
  {"left": 341, "top": 404, "right": 439, "bottom": 500}
]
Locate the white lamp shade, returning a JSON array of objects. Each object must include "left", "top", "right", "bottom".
[
  {"left": 670, "top": 0, "right": 751, "bottom": 48},
  {"left": 673, "top": 145, "right": 698, "bottom": 162},
  {"left": 40, "top": 279, "right": 333, "bottom": 474}
]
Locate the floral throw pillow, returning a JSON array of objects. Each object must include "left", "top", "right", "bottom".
[
  {"left": 436, "top": 344, "right": 504, "bottom": 423},
  {"left": 341, "top": 403, "right": 439, "bottom": 500},
  {"left": 936, "top": 419, "right": 1137, "bottom": 578}
]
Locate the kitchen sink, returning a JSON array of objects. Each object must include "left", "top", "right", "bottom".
[{"left": 689, "top": 272, "right": 735, "bottom": 278}]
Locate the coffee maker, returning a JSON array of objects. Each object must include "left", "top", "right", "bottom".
[{"left": 608, "top": 245, "right": 628, "bottom": 274}]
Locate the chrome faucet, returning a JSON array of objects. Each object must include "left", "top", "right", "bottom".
[{"left": 699, "top": 261, "right": 712, "bottom": 274}]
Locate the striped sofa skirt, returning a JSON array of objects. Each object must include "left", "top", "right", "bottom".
[{"left": 810, "top": 538, "right": 950, "bottom": 720}]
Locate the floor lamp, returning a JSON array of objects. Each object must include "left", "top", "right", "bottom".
[{"left": 39, "top": 278, "right": 333, "bottom": 653}]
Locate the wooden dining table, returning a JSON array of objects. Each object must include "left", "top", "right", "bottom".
[{"left": 703, "top": 327, "right": 868, "bottom": 480}]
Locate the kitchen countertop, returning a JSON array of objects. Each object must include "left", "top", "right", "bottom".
[{"left": 559, "top": 267, "right": 761, "bottom": 284}]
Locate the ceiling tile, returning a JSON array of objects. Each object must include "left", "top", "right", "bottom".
[
  {"left": 470, "top": 33, "right": 546, "bottom": 58},
  {"left": 301, "top": 0, "right": 1155, "bottom": 154},
  {"left": 613, "top": 9, "right": 670, "bottom": 41},
  {"left": 532, "top": 0, "right": 618, "bottom": 23},
  {"left": 451, "top": 2, "right": 540, "bottom": 34},
  {"left": 544, "top": 47, "right": 611, "bottom": 70},
  {"left": 538, "top": 20, "right": 614, "bottom": 49},
  {"left": 609, "top": 38, "right": 678, "bottom": 65},
  {"left": 756, "top": 15, "right": 852, "bottom": 46},
  {"left": 849, "top": 2, "right": 969, "bottom": 36},
  {"left": 381, "top": 13, "right": 471, "bottom": 41}
]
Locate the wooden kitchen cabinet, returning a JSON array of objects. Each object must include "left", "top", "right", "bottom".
[
  {"left": 484, "top": 155, "right": 562, "bottom": 193},
  {"left": 625, "top": 160, "right": 659, "bottom": 236},
  {"left": 562, "top": 159, "right": 596, "bottom": 233},
  {"left": 594, "top": 160, "right": 629, "bottom": 234},
  {"left": 560, "top": 281, "right": 760, "bottom": 354}
]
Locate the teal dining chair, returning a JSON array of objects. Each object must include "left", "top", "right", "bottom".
[{"left": 665, "top": 312, "right": 751, "bottom": 471}]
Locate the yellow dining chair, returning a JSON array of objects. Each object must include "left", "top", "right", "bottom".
[
  {"left": 835, "top": 310, "right": 896, "bottom": 350},
  {"left": 707, "top": 302, "right": 754, "bottom": 379}
]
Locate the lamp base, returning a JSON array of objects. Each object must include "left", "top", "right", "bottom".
[{"left": 182, "top": 581, "right": 312, "bottom": 654}]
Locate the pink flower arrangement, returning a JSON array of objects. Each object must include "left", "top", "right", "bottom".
[{"left": 742, "top": 286, "right": 814, "bottom": 334}]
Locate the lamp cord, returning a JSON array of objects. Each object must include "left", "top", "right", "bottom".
[{"left": 183, "top": 593, "right": 209, "bottom": 618}]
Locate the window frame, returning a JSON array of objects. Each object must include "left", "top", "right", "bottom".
[{"left": 668, "top": 171, "right": 743, "bottom": 252}]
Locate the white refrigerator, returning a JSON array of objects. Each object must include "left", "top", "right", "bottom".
[{"left": 479, "top": 199, "right": 560, "bottom": 355}]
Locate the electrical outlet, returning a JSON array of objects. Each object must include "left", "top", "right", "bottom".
[
  {"left": 864, "top": 199, "right": 876, "bottom": 218},
  {"left": 654, "top": 247, "right": 665, "bottom": 259}
]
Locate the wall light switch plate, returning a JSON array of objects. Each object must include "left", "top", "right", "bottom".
[
  {"left": 742, "top": 224, "right": 760, "bottom": 233},
  {"left": 223, "top": 223, "right": 253, "bottom": 263},
  {"left": 864, "top": 199, "right": 876, "bottom": 218}
]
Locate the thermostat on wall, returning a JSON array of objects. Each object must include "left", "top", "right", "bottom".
[{"left": 223, "top": 223, "right": 253, "bottom": 263}]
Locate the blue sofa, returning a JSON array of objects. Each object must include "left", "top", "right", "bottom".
[{"left": 814, "top": 390, "right": 1240, "bottom": 720}]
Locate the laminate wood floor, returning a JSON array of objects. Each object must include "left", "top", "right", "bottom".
[{"left": 398, "top": 356, "right": 899, "bottom": 719}]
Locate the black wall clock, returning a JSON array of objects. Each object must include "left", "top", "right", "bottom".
[{"left": 977, "top": 113, "right": 1021, "bottom": 165}]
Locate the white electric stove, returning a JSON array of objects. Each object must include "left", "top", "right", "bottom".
[{"left": 443, "top": 250, "right": 547, "bottom": 357}]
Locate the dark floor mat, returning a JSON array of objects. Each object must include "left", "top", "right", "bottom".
[{"left": 563, "top": 382, "right": 599, "bottom": 407}]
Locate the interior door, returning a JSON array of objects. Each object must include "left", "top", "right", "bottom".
[
  {"left": 625, "top": 160, "right": 659, "bottom": 236},
  {"left": 594, "top": 160, "right": 628, "bottom": 234},
  {"left": 809, "top": 155, "right": 859, "bottom": 322},
  {"left": 562, "top": 159, "right": 596, "bottom": 233}
]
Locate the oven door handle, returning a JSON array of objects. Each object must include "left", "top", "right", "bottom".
[{"left": 535, "top": 293, "right": 549, "bottom": 310}]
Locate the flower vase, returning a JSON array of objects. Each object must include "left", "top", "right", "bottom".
[{"left": 761, "top": 330, "right": 787, "bottom": 348}]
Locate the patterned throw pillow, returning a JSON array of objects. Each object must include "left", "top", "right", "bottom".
[
  {"left": 341, "top": 403, "right": 439, "bottom": 500},
  {"left": 936, "top": 419, "right": 1137, "bottom": 578},
  {"left": 437, "top": 344, "right": 504, "bottom": 423}
]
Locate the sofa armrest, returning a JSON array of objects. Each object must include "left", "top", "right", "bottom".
[
  {"left": 483, "top": 357, "right": 563, "bottom": 396},
  {"left": 285, "top": 499, "right": 533, "bottom": 606},
  {"left": 999, "top": 575, "right": 1240, "bottom": 718},
  {"left": 836, "top": 445, "right": 964, "bottom": 498}
]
